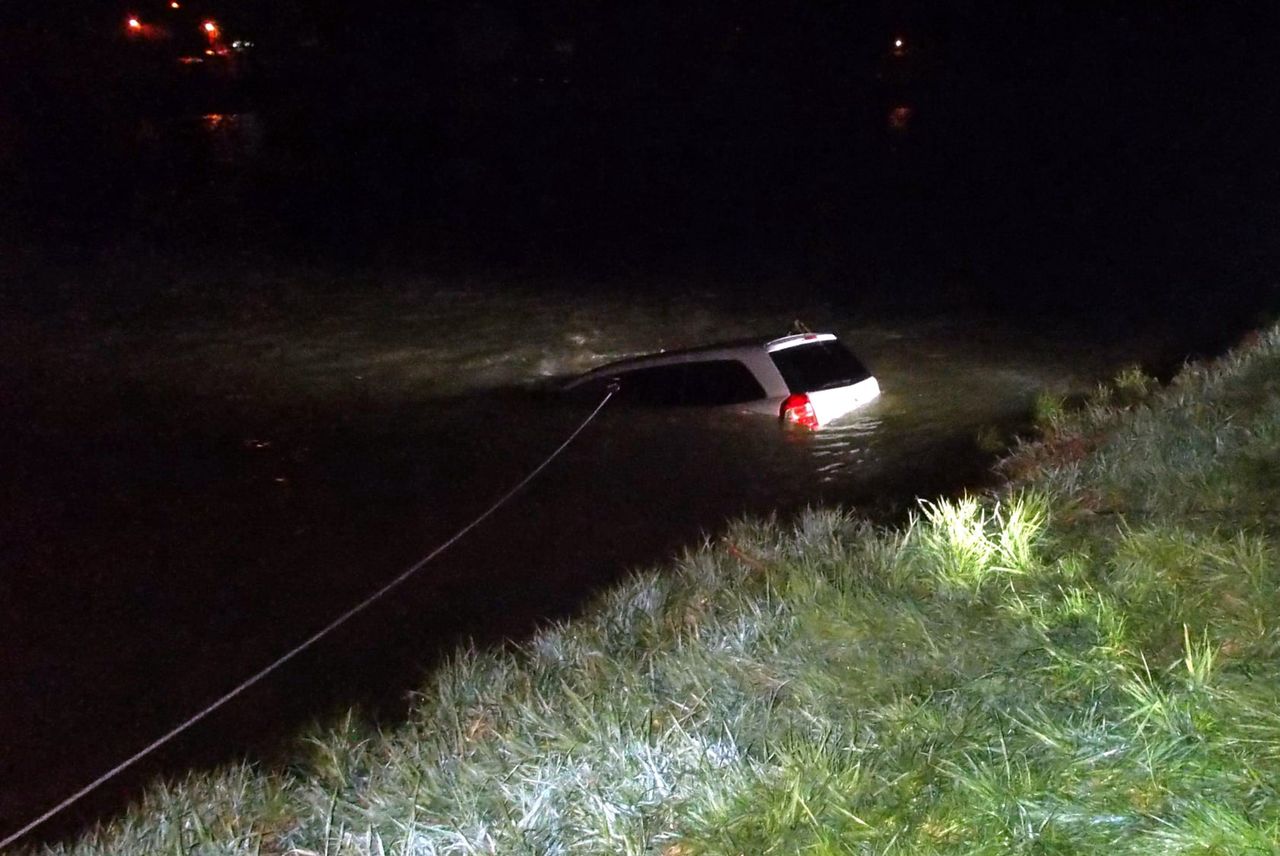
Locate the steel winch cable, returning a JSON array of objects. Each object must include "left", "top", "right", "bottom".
[{"left": 0, "top": 385, "right": 617, "bottom": 851}]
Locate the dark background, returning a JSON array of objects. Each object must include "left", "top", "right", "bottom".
[
  {"left": 2, "top": 2, "right": 1280, "bottom": 848},
  {"left": 3, "top": 2, "right": 1278, "bottom": 319}
]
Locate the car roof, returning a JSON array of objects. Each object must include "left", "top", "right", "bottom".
[
  {"left": 564, "top": 333, "right": 840, "bottom": 389},
  {"left": 608, "top": 332, "right": 836, "bottom": 363}
]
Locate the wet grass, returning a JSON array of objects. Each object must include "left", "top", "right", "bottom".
[{"left": 14, "top": 322, "right": 1280, "bottom": 854}]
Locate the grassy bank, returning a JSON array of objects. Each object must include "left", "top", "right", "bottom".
[{"left": 19, "top": 324, "right": 1280, "bottom": 855}]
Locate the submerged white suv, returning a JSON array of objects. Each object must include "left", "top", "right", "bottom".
[{"left": 565, "top": 333, "right": 880, "bottom": 429}]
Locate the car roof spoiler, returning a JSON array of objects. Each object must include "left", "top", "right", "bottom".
[{"left": 764, "top": 333, "right": 837, "bottom": 352}]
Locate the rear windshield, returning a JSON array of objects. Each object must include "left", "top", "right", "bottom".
[
  {"left": 612, "top": 359, "right": 766, "bottom": 406},
  {"left": 769, "top": 341, "right": 871, "bottom": 393}
]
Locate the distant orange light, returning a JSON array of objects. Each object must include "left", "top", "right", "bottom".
[
  {"left": 203, "top": 20, "right": 218, "bottom": 35},
  {"left": 127, "top": 17, "right": 142, "bottom": 30},
  {"left": 170, "top": 1, "right": 180, "bottom": 6}
]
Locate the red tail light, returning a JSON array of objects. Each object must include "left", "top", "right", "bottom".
[{"left": 780, "top": 393, "right": 818, "bottom": 429}]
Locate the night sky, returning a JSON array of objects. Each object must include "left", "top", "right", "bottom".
[{"left": 5, "top": 1, "right": 1278, "bottom": 311}]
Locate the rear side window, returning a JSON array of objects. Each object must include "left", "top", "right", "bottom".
[
  {"left": 614, "top": 360, "right": 766, "bottom": 406},
  {"left": 769, "top": 341, "right": 871, "bottom": 393}
]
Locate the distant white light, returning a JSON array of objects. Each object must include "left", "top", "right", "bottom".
[{"left": 894, "top": 38, "right": 904, "bottom": 49}]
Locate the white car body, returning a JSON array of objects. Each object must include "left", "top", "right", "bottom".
[{"left": 565, "top": 333, "right": 880, "bottom": 428}]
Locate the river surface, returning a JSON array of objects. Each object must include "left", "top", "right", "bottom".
[{"left": 0, "top": 272, "right": 1200, "bottom": 842}]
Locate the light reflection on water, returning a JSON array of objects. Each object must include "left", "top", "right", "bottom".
[
  {"left": 198, "top": 111, "right": 262, "bottom": 162},
  {"left": 807, "top": 411, "right": 880, "bottom": 481},
  {"left": 137, "top": 111, "right": 263, "bottom": 164},
  {"left": 888, "top": 104, "right": 914, "bottom": 132}
]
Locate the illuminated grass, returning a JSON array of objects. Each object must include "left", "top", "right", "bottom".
[{"left": 22, "top": 324, "right": 1280, "bottom": 855}]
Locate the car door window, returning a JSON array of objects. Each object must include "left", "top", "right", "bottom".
[{"left": 615, "top": 360, "right": 765, "bottom": 406}]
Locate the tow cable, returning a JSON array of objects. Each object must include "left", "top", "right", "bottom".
[{"left": 0, "top": 384, "right": 617, "bottom": 850}]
